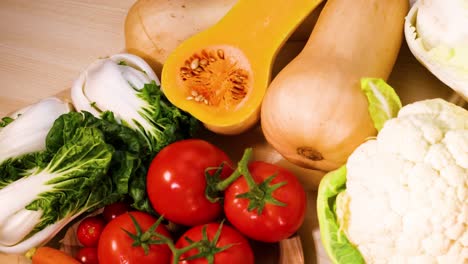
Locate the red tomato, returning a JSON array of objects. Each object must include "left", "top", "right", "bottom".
[
  {"left": 147, "top": 139, "right": 233, "bottom": 226},
  {"left": 224, "top": 161, "right": 307, "bottom": 242},
  {"left": 97, "top": 211, "right": 171, "bottom": 264},
  {"left": 175, "top": 223, "right": 254, "bottom": 264},
  {"left": 75, "top": 247, "right": 98, "bottom": 264},
  {"left": 102, "top": 201, "right": 130, "bottom": 222},
  {"left": 77, "top": 215, "right": 106, "bottom": 247}
]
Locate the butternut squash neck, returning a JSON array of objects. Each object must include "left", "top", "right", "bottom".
[
  {"left": 209, "top": 0, "right": 324, "bottom": 59},
  {"left": 301, "top": 0, "right": 408, "bottom": 79}
]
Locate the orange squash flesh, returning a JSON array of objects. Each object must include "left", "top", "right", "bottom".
[{"left": 162, "top": 0, "right": 324, "bottom": 135}]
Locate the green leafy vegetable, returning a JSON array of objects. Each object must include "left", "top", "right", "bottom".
[
  {"left": 360, "top": 78, "right": 402, "bottom": 131},
  {"left": 48, "top": 111, "right": 154, "bottom": 211},
  {"left": 26, "top": 127, "right": 114, "bottom": 231},
  {"left": 0, "top": 54, "right": 200, "bottom": 254},
  {"left": 317, "top": 166, "right": 364, "bottom": 264},
  {"left": 0, "top": 108, "right": 162, "bottom": 253},
  {"left": 128, "top": 166, "right": 157, "bottom": 214},
  {"left": 0, "top": 126, "right": 114, "bottom": 253},
  {"left": 0, "top": 152, "right": 48, "bottom": 189},
  {"left": 71, "top": 54, "right": 200, "bottom": 155}
]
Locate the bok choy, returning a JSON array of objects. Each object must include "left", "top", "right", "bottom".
[
  {"left": 0, "top": 114, "right": 114, "bottom": 254},
  {"left": 71, "top": 53, "right": 198, "bottom": 154},
  {"left": 0, "top": 54, "right": 198, "bottom": 254},
  {"left": 0, "top": 98, "right": 122, "bottom": 253},
  {"left": 0, "top": 102, "right": 148, "bottom": 253}
]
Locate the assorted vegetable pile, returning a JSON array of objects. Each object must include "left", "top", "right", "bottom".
[
  {"left": 57, "top": 139, "right": 306, "bottom": 264},
  {"left": 0, "top": 55, "right": 198, "bottom": 255},
  {"left": 1, "top": 0, "right": 467, "bottom": 263}
]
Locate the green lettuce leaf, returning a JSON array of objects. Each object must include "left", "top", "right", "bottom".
[
  {"left": 317, "top": 166, "right": 365, "bottom": 264},
  {"left": 360, "top": 78, "right": 402, "bottom": 131}
]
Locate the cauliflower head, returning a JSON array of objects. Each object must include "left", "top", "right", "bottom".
[{"left": 341, "top": 99, "right": 468, "bottom": 263}]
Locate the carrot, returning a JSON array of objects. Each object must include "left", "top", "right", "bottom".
[{"left": 29, "top": 246, "right": 80, "bottom": 264}]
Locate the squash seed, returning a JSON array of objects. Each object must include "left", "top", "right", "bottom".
[
  {"left": 217, "top": 49, "right": 225, "bottom": 59},
  {"left": 190, "top": 58, "right": 199, "bottom": 70}
]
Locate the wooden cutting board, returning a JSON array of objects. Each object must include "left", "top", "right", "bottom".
[{"left": 0, "top": 0, "right": 463, "bottom": 264}]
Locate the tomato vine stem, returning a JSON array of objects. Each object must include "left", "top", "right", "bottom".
[
  {"left": 204, "top": 148, "right": 288, "bottom": 214},
  {"left": 150, "top": 221, "right": 235, "bottom": 264}
]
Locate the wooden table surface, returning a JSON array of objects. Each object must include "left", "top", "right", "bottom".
[
  {"left": 0, "top": 0, "right": 135, "bottom": 116},
  {"left": 0, "top": 0, "right": 462, "bottom": 264}
]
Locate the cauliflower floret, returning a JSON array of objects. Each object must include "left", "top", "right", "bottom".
[{"left": 341, "top": 99, "right": 468, "bottom": 264}]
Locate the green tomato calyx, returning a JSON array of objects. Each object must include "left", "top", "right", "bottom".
[
  {"left": 234, "top": 148, "right": 287, "bottom": 215},
  {"left": 122, "top": 213, "right": 169, "bottom": 255}
]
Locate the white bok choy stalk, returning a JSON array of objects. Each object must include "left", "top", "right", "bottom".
[
  {"left": 405, "top": 0, "right": 468, "bottom": 100},
  {"left": 0, "top": 97, "right": 71, "bottom": 164},
  {"left": 71, "top": 53, "right": 194, "bottom": 153}
]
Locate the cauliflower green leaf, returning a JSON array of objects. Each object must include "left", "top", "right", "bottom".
[
  {"left": 317, "top": 166, "right": 364, "bottom": 264},
  {"left": 360, "top": 78, "right": 402, "bottom": 131}
]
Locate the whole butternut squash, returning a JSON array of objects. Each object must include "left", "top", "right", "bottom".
[{"left": 261, "top": 0, "right": 409, "bottom": 171}]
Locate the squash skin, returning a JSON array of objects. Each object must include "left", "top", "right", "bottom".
[
  {"left": 161, "top": 0, "right": 324, "bottom": 135},
  {"left": 261, "top": 0, "right": 409, "bottom": 171}
]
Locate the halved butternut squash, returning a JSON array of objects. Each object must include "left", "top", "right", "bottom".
[{"left": 161, "top": 0, "right": 324, "bottom": 135}]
